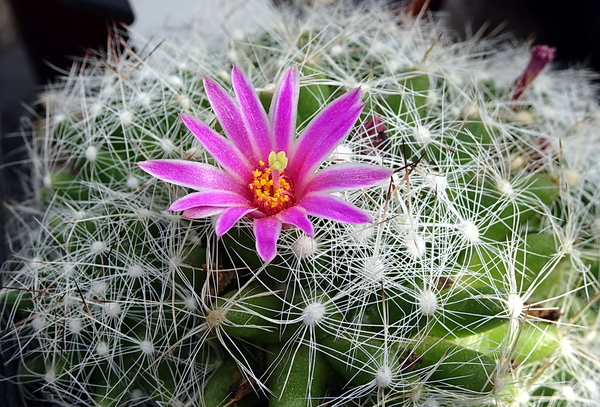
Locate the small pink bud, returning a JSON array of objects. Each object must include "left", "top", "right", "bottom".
[
  {"left": 511, "top": 45, "right": 556, "bottom": 101},
  {"left": 360, "top": 114, "right": 387, "bottom": 153},
  {"left": 407, "top": 0, "right": 442, "bottom": 17}
]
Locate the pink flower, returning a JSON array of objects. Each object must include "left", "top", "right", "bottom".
[{"left": 138, "top": 66, "right": 392, "bottom": 263}]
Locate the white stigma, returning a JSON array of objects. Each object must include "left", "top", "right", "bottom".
[{"left": 217, "top": 70, "right": 230, "bottom": 81}]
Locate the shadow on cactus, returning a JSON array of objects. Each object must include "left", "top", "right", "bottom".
[{"left": 2, "top": 2, "right": 600, "bottom": 407}]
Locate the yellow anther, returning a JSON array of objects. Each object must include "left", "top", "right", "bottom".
[{"left": 249, "top": 152, "right": 295, "bottom": 215}]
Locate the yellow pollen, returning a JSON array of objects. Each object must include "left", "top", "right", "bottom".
[{"left": 249, "top": 151, "right": 295, "bottom": 215}]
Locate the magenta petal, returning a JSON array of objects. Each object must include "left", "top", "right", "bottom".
[
  {"left": 169, "top": 191, "right": 251, "bottom": 211},
  {"left": 203, "top": 76, "right": 255, "bottom": 161},
  {"left": 182, "top": 207, "right": 224, "bottom": 219},
  {"left": 300, "top": 163, "right": 392, "bottom": 195},
  {"left": 137, "top": 160, "right": 244, "bottom": 193},
  {"left": 290, "top": 88, "right": 363, "bottom": 180},
  {"left": 231, "top": 66, "right": 273, "bottom": 159},
  {"left": 215, "top": 207, "right": 255, "bottom": 236},
  {"left": 299, "top": 194, "right": 372, "bottom": 224},
  {"left": 253, "top": 217, "right": 282, "bottom": 263},
  {"left": 180, "top": 114, "right": 253, "bottom": 182},
  {"left": 271, "top": 66, "right": 299, "bottom": 153},
  {"left": 276, "top": 205, "right": 314, "bottom": 237}
]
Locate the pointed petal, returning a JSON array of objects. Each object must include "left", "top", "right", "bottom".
[
  {"left": 290, "top": 88, "right": 363, "bottom": 180},
  {"left": 180, "top": 114, "right": 253, "bottom": 182},
  {"left": 182, "top": 206, "right": 224, "bottom": 219},
  {"left": 276, "top": 205, "right": 314, "bottom": 237},
  {"left": 253, "top": 217, "right": 282, "bottom": 263},
  {"left": 271, "top": 66, "right": 299, "bottom": 153},
  {"left": 214, "top": 206, "right": 255, "bottom": 236},
  {"left": 137, "top": 160, "right": 245, "bottom": 194},
  {"left": 299, "top": 194, "right": 372, "bottom": 224},
  {"left": 203, "top": 76, "right": 255, "bottom": 161},
  {"left": 168, "top": 191, "right": 251, "bottom": 211},
  {"left": 301, "top": 163, "right": 392, "bottom": 195},
  {"left": 231, "top": 66, "right": 272, "bottom": 159}
]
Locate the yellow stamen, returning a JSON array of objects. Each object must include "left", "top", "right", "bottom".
[{"left": 249, "top": 151, "right": 295, "bottom": 216}]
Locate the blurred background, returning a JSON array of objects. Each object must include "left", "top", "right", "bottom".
[{"left": 1, "top": 0, "right": 599, "bottom": 405}]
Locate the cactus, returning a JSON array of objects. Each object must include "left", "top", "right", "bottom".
[{"left": 2, "top": 2, "right": 600, "bottom": 406}]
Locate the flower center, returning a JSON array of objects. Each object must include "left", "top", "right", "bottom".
[{"left": 249, "top": 151, "right": 296, "bottom": 216}]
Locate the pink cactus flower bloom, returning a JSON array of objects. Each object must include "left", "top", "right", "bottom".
[{"left": 138, "top": 66, "right": 392, "bottom": 263}]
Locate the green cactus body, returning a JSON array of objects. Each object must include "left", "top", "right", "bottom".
[{"left": 266, "top": 342, "right": 329, "bottom": 407}]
